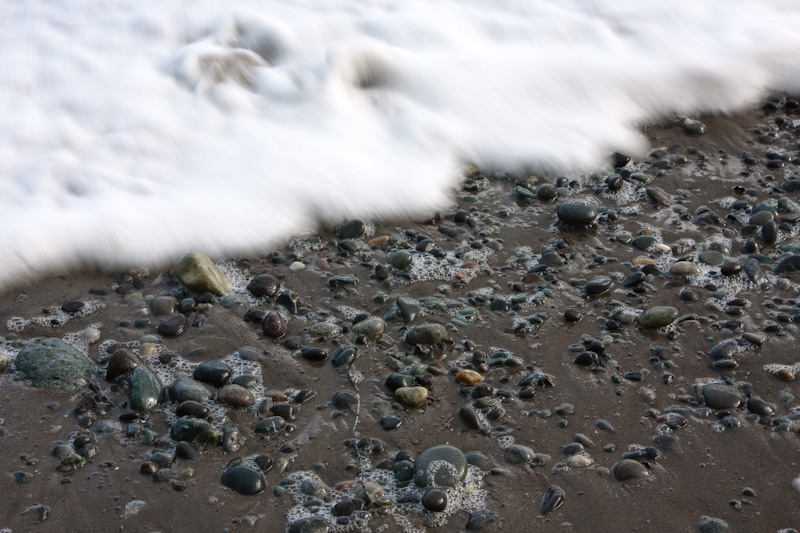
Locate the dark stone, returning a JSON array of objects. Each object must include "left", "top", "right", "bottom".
[
  {"left": 541, "top": 485, "right": 565, "bottom": 514},
  {"left": 556, "top": 198, "right": 598, "bottom": 226},
  {"left": 193, "top": 360, "right": 233, "bottom": 387},
  {"left": 422, "top": 488, "right": 448, "bottom": 512},
  {"left": 246, "top": 274, "right": 280, "bottom": 298},
  {"left": 105, "top": 349, "right": 140, "bottom": 382},
  {"left": 221, "top": 465, "right": 266, "bottom": 496},
  {"left": 61, "top": 301, "right": 85, "bottom": 313},
  {"left": 15, "top": 338, "right": 96, "bottom": 391},
  {"left": 126, "top": 365, "right": 165, "bottom": 412},
  {"left": 157, "top": 314, "right": 188, "bottom": 338}
]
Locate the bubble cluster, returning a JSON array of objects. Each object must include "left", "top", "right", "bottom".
[
  {"left": 5, "top": 300, "right": 107, "bottom": 332},
  {"left": 763, "top": 362, "right": 800, "bottom": 380}
]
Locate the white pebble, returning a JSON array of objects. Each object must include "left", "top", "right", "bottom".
[
  {"left": 82, "top": 327, "right": 101, "bottom": 344},
  {"left": 289, "top": 261, "right": 305, "bottom": 271},
  {"left": 792, "top": 477, "right": 800, "bottom": 493}
]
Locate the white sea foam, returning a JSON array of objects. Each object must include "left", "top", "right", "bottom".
[{"left": 2, "top": 0, "right": 800, "bottom": 287}]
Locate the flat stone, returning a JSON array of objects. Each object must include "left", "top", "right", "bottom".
[
  {"left": 702, "top": 383, "right": 743, "bottom": 410},
  {"left": 246, "top": 274, "right": 280, "bottom": 298},
  {"left": 174, "top": 251, "right": 231, "bottom": 296},
  {"left": 170, "top": 416, "right": 219, "bottom": 446},
  {"left": 157, "top": 314, "right": 188, "bottom": 338},
  {"left": 15, "top": 338, "right": 96, "bottom": 391},
  {"left": 168, "top": 377, "right": 214, "bottom": 403},
  {"left": 670, "top": 261, "right": 702, "bottom": 277},
  {"left": 698, "top": 251, "right": 725, "bottom": 266},
  {"left": 193, "top": 360, "right": 233, "bottom": 387},
  {"left": 612, "top": 459, "right": 649, "bottom": 481},
  {"left": 503, "top": 444, "right": 535, "bottom": 464},
  {"left": 556, "top": 198, "right": 597, "bottom": 226},
  {"left": 585, "top": 276, "right": 612, "bottom": 295}
]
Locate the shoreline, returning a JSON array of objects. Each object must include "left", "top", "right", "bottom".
[{"left": 2, "top": 99, "right": 800, "bottom": 533}]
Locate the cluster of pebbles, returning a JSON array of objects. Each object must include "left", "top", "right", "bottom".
[{"left": 2, "top": 97, "right": 800, "bottom": 532}]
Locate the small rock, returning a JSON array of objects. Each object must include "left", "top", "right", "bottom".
[{"left": 174, "top": 252, "right": 231, "bottom": 296}]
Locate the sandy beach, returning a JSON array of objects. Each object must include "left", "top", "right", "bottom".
[{"left": 2, "top": 99, "right": 800, "bottom": 533}]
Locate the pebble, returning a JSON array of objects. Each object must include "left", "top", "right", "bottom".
[
  {"left": 380, "top": 415, "right": 403, "bottom": 430},
  {"left": 262, "top": 311, "right": 288, "bottom": 339},
  {"left": 697, "top": 516, "right": 729, "bottom": 533},
  {"left": 105, "top": 349, "right": 140, "bottom": 382},
  {"left": 414, "top": 445, "right": 468, "bottom": 487},
  {"left": 556, "top": 198, "right": 598, "bottom": 226},
  {"left": 170, "top": 416, "right": 219, "bottom": 446},
  {"left": 174, "top": 251, "right": 232, "bottom": 295},
  {"left": 254, "top": 416, "right": 287, "bottom": 435},
  {"left": 331, "top": 390, "right": 359, "bottom": 410},
  {"left": 638, "top": 306, "right": 679, "bottom": 329},
  {"left": 157, "top": 314, "right": 187, "bottom": 338},
  {"left": 670, "top": 261, "right": 702, "bottom": 277},
  {"left": 168, "top": 378, "right": 214, "bottom": 403},
  {"left": 217, "top": 384, "right": 255, "bottom": 408},
  {"left": 151, "top": 296, "right": 177, "bottom": 316},
  {"left": 455, "top": 369, "right": 483, "bottom": 386},
  {"left": 389, "top": 250, "right": 413, "bottom": 270},
  {"left": 193, "top": 360, "right": 233, "bottom": 387},
  {"left": 221, "top": 465, "right": 266, "bottom": 496},
  {"left": 352, "top": 316, "right": 386, "bottom": 339},
  {"left": 540, "top": 485, "right": 565, "bottom": 514},
  {"left": 405, "top": 323, "right": 447, "bottom": 345},
  {"left": 15, "top": 338, "right": 96, "bottom": 391},
  {"left": 611, "top": 459, "right": 650, "bottom": 481},
  {"left": 395, "top": 386, "right": 428, "bottom": 407},
  {"left": 503, "top": 444, "right": 535, "bottom": 464},
  {"left": 585, "top": 277, "right": 612, "bottom": 295},
  {"left": 247, "top": 274, "right": 280, "bottom": 298},
  {"left": 422, "top": 488, "right": 448, "bottom": 512},
  {"left": 126, "top": 365, "right": 165, "bottom": 412},
  {"left": 702, "top": 383, "right": 743, "bottom": 410}
]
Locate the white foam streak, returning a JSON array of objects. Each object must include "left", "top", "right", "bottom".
[{"left": 2, "top": 0, "right": 800, "bottom": 286}]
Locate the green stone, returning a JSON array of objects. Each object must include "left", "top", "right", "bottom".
[
  {"left": 126, "top": 364, "right": 165, "bottom": 412},
  {"left": 638, "top": 306, "right": 679, "bottom": 329},
  {"left": 15, "top": 338, "right": 96, "bottom": 391},
  {"left": 352, "top": 316, "right": 386, "bottom": 339},
  {"left": 389, "top": 250, "right": 413, "bottom": 270},
  {"left": 174, "top": 251, "right": 231, "bottom": 295}
]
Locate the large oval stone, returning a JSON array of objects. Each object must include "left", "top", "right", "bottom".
[
  {"left": 168, "top": 377, "right": 214, "bottom": 403},
  {"left": 221, "top": 465, "right": 266, "bottom": 496},
  {"left": 638, "top": 306, "right": 679, "bottom": 329},
  {"left": 126, "top": 364, "right": 165, "bottom": 412},
  {"left": 217, "top": 384, "right": 255, "bottom": 408},
  {"left": 414, "top": 445, "right": 468, "bottom": 487},
  {"left": 170, "top": 416, "right": 219, "bottom": 446},
  {"left": 193, "top": 360, "right": 233, "bottom": 387},
  {"left": 15, "top": 338, "right": 96, "bottom": 391},
  {"left": 556, "top": 198, "right": 597, "bottom": 226},
  {"left": 352, "top": 316, "right": 386, "bottom": 339},
  {"left": 105, "top": 348, "right": 140, "bottom": 382},
  {"left": 702, "top": 383, "right": 744, "bottom": 410},
  {"left": 174, "top": 251, "right": 232, "bottom": 296},
  {"left": 405, "top": 323, "right": 447, "bottom": 346}
]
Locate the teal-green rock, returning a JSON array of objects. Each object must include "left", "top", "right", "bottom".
[
  {"left": 331, "top": 346, "right": 358, "bottom": 367},
  {"left": 389, "top": 250, "right": 413, "bottom": 270},
  {"left": 352, "top": 316, "right": 386, "bottom": 339},
  {"left": 638, "top": 306, "right": 679, "bottom": 329},
  {"left": 170, "top": 416, "right": 220, "bottom": 446},
  {"left": 15, "top": 338, "right": 96, "bottom": 391},
  {"left": 126, "top": 364, "right": 165, "bottom": 412},
  {"left": 337, "top": 219, "right": 366, "bottom": 240},
  {"left": 174, "top": 251, "right": 231, "bottom": 296},
  {"left": 414, "top": 445, "right": 468, "bottom": 487}
]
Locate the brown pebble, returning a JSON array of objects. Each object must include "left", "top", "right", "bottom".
[
  {"left": 314, "top": 258, "right": 330, "bottom": 270},
  {"left": 217, "top": 384, "right": 255, "bottom": 408},
  {"left": 262, "top": 311, "right": 287, "bottom": 339},
  {"left": 367, "top": 236, "right": 389, "bottom": 246},
  {"left": 455, "top": 369, "right": 483, "bottom": 386},
  {"left": 105, "top": 349, "right": 140, "bottom": 382},
  {"left": 775, "top": 368, "right": 796, "bottom": 381},
  {"left": 720, "top": 262, "right": 742, "bottom": 276},
  {"left": 632, "top": 256, "right": 655, "bottom": 265}
]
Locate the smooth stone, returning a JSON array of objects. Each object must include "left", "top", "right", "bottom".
[
  {"left": 395, "top": 386, "right": 428, "bottom": 407},
  {"left": 503, "top": 444, "right": 535, "bottom": 465},
  {"left": 193, "top": 360, "right": 232, "bottom": 387},
  {"left": 586, "top": 277, "right": 612, "bottom": 295},
  {"left": 331, "top": 390, "right": 359, "bottom": 410},
  {"left": 61, "top": 300, "right": 85, "bottom": 313},
  {"left": 328, "top": 274, "right": 358, "bottom": 288},
  {"left": 380, "top": 415, "right": 403, "bottom": 430},
  {"left": 422, "top": 488, "right": 447, "bottom": 512},
  {"left": 254, "top": 416, "right": 287, "bottom": 434},
  {"left": 255, "top": 453, "right": 274, "bottom": 473},
  {"left": 217, "top": 384, "right": 255, "bottom": 408},
  {"left": 276, "top": 290, "right": 299, "bottom": 314},
  {"left": 151, "top": 296, "right": 177, "bottom": 316},
  {"left": 612, "top": 459, "right": 650, "bottom": 481},
  {"left": 262, "top": 312, "right": 288, "bottom": 339},
  {"left": 168, "top": 378, "right": 214, "bottom": 403},
  {"left": 288, "top": 517, "right": 330, "bottom": 533},
  {"left": 157, "top": 314, "right": 187, "bottom": 338},
  {"left": 174, "top": 252, "right": 231, "bottom": 296},
  {"left": 221, "top": 465, "right": 266, "bottom": 496},
  {"left": 307, "top": 321, "right": 341, "bottom": 341},
  {"left": 15, "top": 338, "right": 96, "bottom": 391},
  {"left": 352, "top": 316, "right": 386, "bottom": 339},
  {"left": 638, "top": 306, "right": 679, "bottom": 329},
  {"left": 698, "top": 251, "right": 725, "bottom": 266},
  {"left": 405, "top": 323, "right": 447, "bottom": 345},
  {"left": 233, "top": 375, "right": 258, "bottom": 389},
  {"left": 708, "top": 339, "right": 737, "bottom": 360},
  {"left": 126, "top": 365, "right": 165, "bottom": 412},
  {"left": 175, "top": 441, "right": 199, "bottom": 460},
  {"left": 682, "top": 119, "right": 706, "bottom": 135},
  {"left": 337, "top": 219, "right": 365, "bottom": 240},
  {"left": 458, "top": 406, "right": 482, "bottom": 430},
  {"left": 385, "top": 373, "right": 414, "bottom": 392},
  {"left": 632, "top": 235, "right": 657, "bottom": 250},
  {"left": 541, "top": 485, "right": 565, "bottom": 514},
  {"left": 414, "top": 445, "right": 468, "bottom": 487},
  {"left": 702, "top": 383, "right": 743, "bottom": 409},
  {"left": 646, "top": 187, "right": 672, "bottom": 205},
  {"left": 331, "top": 346, "right": 358, "bottom": 367},
  {"left": 762, "top": 219, "right": 778, "bottom": 244},
  {"left": 455, "top": 369, "right": 483, "bottom": 386},
  {"left": 170, "top": 416, "right": 219, "bottom": 446},
  {"left": 247, "top": 274, "right": 280, "bottom": 298},
  {"left": 773, "top": 254, "right": 800, "bottom": 273},
  {"left": 747, "top": 397, "right": 776, "bottom": 416},
  {"left": 556, "top": 198, "right": 597, "bottom": 226},
  {"left": 394, "top": 460, "right": 415, "bottom": 481},
  {"left": 397, "top": 297, "right": 422, "bottom": 324},
  {"left": 300, "top": 347, "right": 328, "bottom": 361},
  {"left": 748, "top": 211, "right": 774, "bottom": 225},
  {"left": 670, "top": 261, "right": 702, "bottom": 277},
  {"left": 270, "top": 403, "right": 297, "bottom": 421},
  {"left": 389, "top": 250, "right": 413, "bottom": 270},
  {"left": 105, "top": 349, "right": 140, "bottom": 382},
  {"left": 176, "top": 400, "right": 210, "bottom": 418},
  {"left": 698, "top": 516, "right": 730, "bottom": 533},
  {"left": 536, "top": 183, "right": 558, "bottom": 200}
]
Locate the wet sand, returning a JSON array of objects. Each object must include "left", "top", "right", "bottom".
[{"left": 2, "top": 100, "right": 800, "bottom": 533}]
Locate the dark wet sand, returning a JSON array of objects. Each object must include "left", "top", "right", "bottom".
[{"left": 2, "top": 103, "right": 800, "bottom": 533}]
